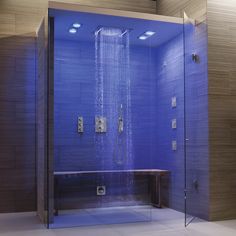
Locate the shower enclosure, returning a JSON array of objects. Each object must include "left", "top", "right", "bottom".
[{"left": 36, "top": 1, "right": 208, "bottom": 229}]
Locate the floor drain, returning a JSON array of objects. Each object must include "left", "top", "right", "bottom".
[{"left": 97, "top": 186, "right": 106, "bottom": 195}]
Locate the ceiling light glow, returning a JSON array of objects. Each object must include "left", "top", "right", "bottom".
[
  {"left": 69, "top": 28, "right": 77, "bottom": 34},
  {"left": 145, "top": 31, "right": 155, "bottom": 36},
  {"left": 139, "top": 35, "right": 148, "bottom": 40},
  {"left": 138, "top": 31, "right": 156, "bottom": 40},
  {"left": 73, "top": 23, "right": 81, "bottom": 28}
]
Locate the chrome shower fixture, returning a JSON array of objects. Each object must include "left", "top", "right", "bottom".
[
  {"left": 118, "top": 117, "right": 124, "bottom": 133},
  {"left": 95, "top": 116, "right": 107, "bottom": 133},
  {"left": 78, "top": 117, "right": 84, "bottom": 133},
  {"left": 118, "top": 104, "right": 124, "bottom": 133},
  {"left": 97, "top": 186, "right": 106, "bottom": 196},
  {"left": 192, "top": 53, "right": 200, "bottom": 63},
  {"left": 95, "top": 26, "right": 130, "bottom": 37}
]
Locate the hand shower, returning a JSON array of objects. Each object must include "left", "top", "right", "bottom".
[
  {"left": 118, "top": 104, "right": 124, "bottom": 133},
  {"left": 113, "top": 104, "right": 126, "bottom": 166}
]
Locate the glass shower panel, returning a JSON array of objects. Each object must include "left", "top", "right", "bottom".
[
  {"left": 184, "top": 1, "right": 208, "bottom": 226},
  {"left": 46, "top": 5, "right": 186, "bottom": 228},
  {"left": 36, "top": 17, "right": 49, "bottom": 227},
  {"left": 48, "top": 10, "right": 158, "bottom": 228}
]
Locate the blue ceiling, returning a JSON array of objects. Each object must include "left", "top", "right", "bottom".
[{"left": 50, "top": 9, "right": 183, "bottom": 47}]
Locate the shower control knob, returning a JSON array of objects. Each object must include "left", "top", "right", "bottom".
[
  {"left": 192, "top": 53, "right": 200, "bottom": 63},
  {"left": 95, "top": 117, "right": 107, "bottom": 133},
  {"left": 172, "top": 140, "right": 177, "bottom": 151},
  {"left": 78, "top": 117, "right": 84, "bottom": 133},
  {"left": 172, "top": 97, "right": 177, "bottom": 108}
]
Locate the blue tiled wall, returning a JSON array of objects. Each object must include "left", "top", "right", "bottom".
[
  {"left": 54, "top": 40, "right": 157, "bottom": 171},
  {"left": 53, "top": 33, "right": 201, "bottom": 213},
  {"left": 155, "top": 34, "right": 185, "bottom": 211},
  {"left": 0, "top": 36, "right": 36, "bottom": 212},
  {"left": 54, "top": 41, "right": 96, "bottom": 171}
]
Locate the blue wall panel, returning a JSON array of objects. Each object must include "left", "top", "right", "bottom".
[
  {"left": 155, "top": 33, "right": 185, "bottom": 211},
  {"left": 54, "top": 40, "right": 157, "bottom": 172},
  {"left": 53, "top": 31, "right": 197, "bottom": 213}
]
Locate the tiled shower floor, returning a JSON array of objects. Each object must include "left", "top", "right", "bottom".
[
  {"left": 0, "top": 209, "right": 236, "bottom": 236},
  {"left": 51, "top": 205, "right": 153, "bottom": 228}
]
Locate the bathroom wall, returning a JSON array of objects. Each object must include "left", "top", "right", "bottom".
[
  {"left": 36, "top": 19, "right": 48, "bottom": 223},
  {"left": 54, "top": 40, "right": 96, "bottom": 172},
  {"left": 0, "top": 0, "right": 42, "bottom": 213},
  {"left": 54, "top": 40, "right": 157, "bottom": 171},
  {"left": 155, "top": 33, "right": 185, "bottom": 212},
  {"left": 0, "top": 35, "right": 36, "bottom": 212},
  {"left": 208, "top": 0, "right": 236, "bottom": 221},
  {"left": 54, "top": 0, "right": 156, "bottom": 13},
  {"left": 156, "top": 0, "right": 206, "bottom": 19},
  {"left": 157, "top": 0, "right": 190, "bottom": 17}
]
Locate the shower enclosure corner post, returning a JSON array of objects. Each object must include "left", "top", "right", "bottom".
[
  {"left": 47, "top": 14, "right": 55, "bottom": 226},
  {"left": 183, "top": 0, "right": 209, "bottom": 225},
  {"left": 36, "top": 16, "right": 50, "bottom": 227}
]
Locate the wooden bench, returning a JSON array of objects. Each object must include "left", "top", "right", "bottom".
[{"left": 54, "top": 169, "right": 169, "bottom": 215}]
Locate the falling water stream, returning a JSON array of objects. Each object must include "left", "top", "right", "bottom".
[{"left": 95, "top": 27, "right": 134, "bottom": 205}]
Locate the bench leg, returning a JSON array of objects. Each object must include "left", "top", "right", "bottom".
[
  {"left": 54, "top": 177, "right": 59, "bottom": 216},
  {"left": 152, "top": 174, "right": 162, "bottom": 208}
]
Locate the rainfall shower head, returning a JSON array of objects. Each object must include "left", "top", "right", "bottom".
[{"left": 95, "top": 27, "right": 130, "bottom": 37}]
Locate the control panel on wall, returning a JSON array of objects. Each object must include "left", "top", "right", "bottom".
[
  {"left": 171, "top": 96, "right": 177, "bottom": 108},
  {"left": 172, "top": 119, "right": 177, "bottom": 129},
  {"left": 171, "top": 97, "right": 177, "bottom": 151},
  {"left": 172, "top": 140, "right": 177, "bottom": 151},
  {"left": 77, "top": 117, "right": 126, "bottom": 134},
  {"left": 95, "top": 116, "right": 107, "bottom": 133},
  {"left": 78, "top": 117, "right": 84, "bottom": 133}
]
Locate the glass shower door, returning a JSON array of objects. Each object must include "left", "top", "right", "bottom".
[{"left": 184, "top": 4, "right": 208, "bottom": 226}]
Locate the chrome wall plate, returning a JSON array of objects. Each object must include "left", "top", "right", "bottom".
[
  {"left": 172, "top": 97, "right": 177, "bottom": 108},
  {"left": 192, "top": 53, "right": 200, "bottom": 63},
  {"left": 172, "top": 119, "right": 177, "bottom": 129},
  {"left": 95, "top": 116, "right": 107, "bottom": 133},
  {"left": 172, "top": 140, "right": 177, "bottom": 151},
  {"left": 97, "top": 186, "right": 106, "bottom": 196},
  {"left": 78, "top": 117, "right": 84, "bottom": 133}
]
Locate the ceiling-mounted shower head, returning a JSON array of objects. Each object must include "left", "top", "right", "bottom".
[{"left": 95, "top": 27, "right": 130, "bottom": 37}]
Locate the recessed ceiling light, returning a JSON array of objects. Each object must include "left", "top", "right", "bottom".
[
  {"left": 138, "top": 31, "right": 156, "bottom": 40},
  {"left": 69, "top": 28, "right": 77, "bottom": 34},
  {"left": 73, "top": 23, "right": 81, "bottom": 28},
  {"left": 145, "top": 31, "right": 156, "bottom": 36},
  {"left": 139, "top": 35, "right": 148, "bottom": 40}
]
